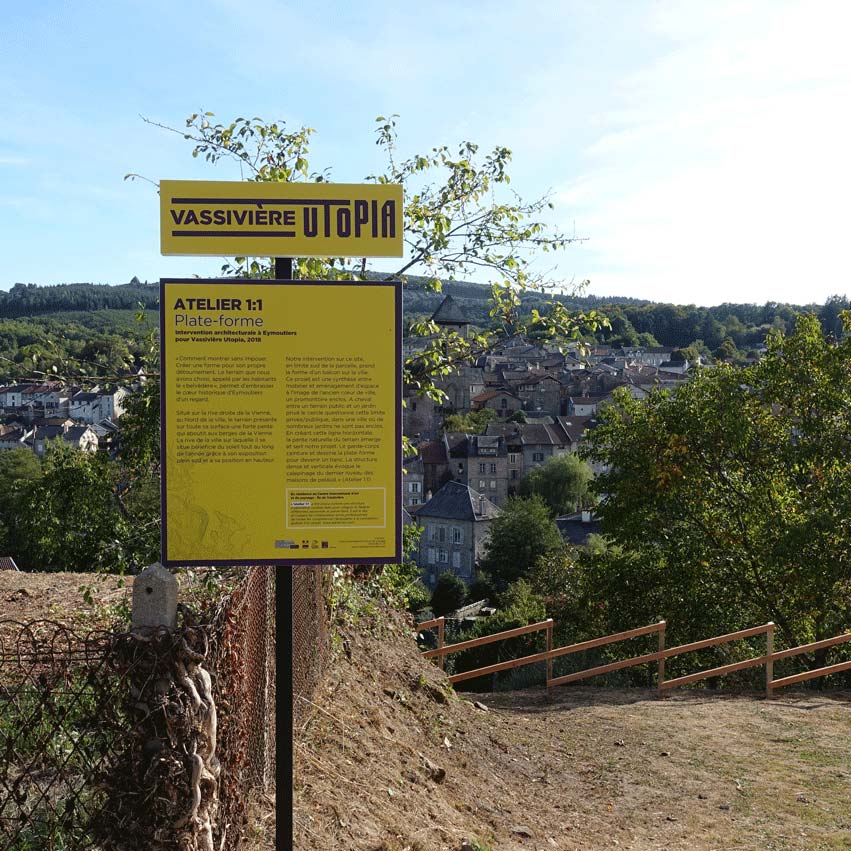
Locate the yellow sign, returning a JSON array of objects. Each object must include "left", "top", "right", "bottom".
[
  {"left": 160, "top": 278, "right": 401, "bottom": 565},
  {"left": 160, "top": 180, "right": 403, "bottom": 257}
]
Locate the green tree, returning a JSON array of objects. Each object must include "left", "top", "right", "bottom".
[
  {"left": 518, "top": 453, "right": 593, "bottom": 516},
  {"left": 712, "top": 336, "right": 740, "bottom": 363},
  {"left": 467, "top": 571, "right": 496, "bottom": 603},
  {"left": 133, "top": 112, "right": 606, "bottom": 418},
  {"left": 441, "top": 408, "right": 498, "bottom": 434},
  {"left": 450, "top": 579, "right": 546, "bottom": 689},
  {"left": 583, "top": 313, "right": 851, "bottom": 655},
  {"left": 479, "top": 495, "right": 564, "bottom": 587},
  {"left": 819, "top": 294, "right": 850, "bottom": 340},
  {"left": 378, "top": 524, "right": 430, "bottom": 612},
  {"left": 0, "top": 448, "right": 42, "bottom": 552},
  {"left": 431, "top": 572, "right": 467, "bottom": 616},
  {"left": 12, "top": 443, "right": 133, "bottom": 572}
]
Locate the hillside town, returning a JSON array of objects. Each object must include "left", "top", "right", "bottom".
[
  {"left": 0, "top": 381, "right": 130, "bottom": 456},
  {"left": 403, "top": 294, "right": 702, "bottom": 587},
  {"left": 0, "top": 294, "right": 706, "bottom": 591}
]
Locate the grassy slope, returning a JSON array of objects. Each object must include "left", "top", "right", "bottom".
[{"left": 295, "top": 607, "right": 851, "bottom": 851}]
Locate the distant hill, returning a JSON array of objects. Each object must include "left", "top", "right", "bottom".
[
  {"left": 398, "top": 273, "right": 654, "bottom": 326},
  {"left": 0, "top": 280, "right": 159, "bottom": 318},
  {"left": 0, "top": 275, "right": 640, "bottom": 323},
  {"left": 1, "top": 277, "right": 838, "bottom": 356}
]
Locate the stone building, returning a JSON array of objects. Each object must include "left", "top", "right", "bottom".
[{"left": 412, "top": 480, "right": 500, "bottom": 586}]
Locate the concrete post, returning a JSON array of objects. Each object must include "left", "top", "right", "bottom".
[{"left": 131, "top": 563, "right": 178, "bottom": 630}]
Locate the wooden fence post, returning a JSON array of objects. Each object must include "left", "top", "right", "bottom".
[
  {"left": 546, "top": 620, "right": 554, "bottom": 702},
  {"left": 658, "top": 621, "right": 666, "bottom": 698},
  {"left": 766, "top": 622, "right": 774, "bottom": 699},
  {"left": 437, "top": 617, "right": 445, "bottom": 672}
]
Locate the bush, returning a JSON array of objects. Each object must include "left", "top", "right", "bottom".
[
  {"left": 450, "top": 579, "right": 547, "bottom": 689},
  {"left": 467, "top": 572, "right": 496, "bottom": 603},
  {"left": 479, "top": 495, "right": 564, "bottom": 587},
  {"left": 431, "top": 573, "right": 467, "bottom": 616}
]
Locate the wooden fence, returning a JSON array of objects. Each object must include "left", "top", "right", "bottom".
[{"left": 417, "top": 616, "right": 851, "bottom": 697}]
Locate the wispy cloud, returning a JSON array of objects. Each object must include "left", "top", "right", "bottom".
[{"left": 551, "top": 0, "right": 851, "bottom": 305}]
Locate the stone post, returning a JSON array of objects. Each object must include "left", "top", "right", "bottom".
[{"left": 131, "top": 563, "right": 178, "bottom": 631}]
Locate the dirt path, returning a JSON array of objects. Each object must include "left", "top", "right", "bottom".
[{"left": 294, "top": 612, "right": 851, "bottom": 851}]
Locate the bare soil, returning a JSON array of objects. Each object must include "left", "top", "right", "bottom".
[
  {"left": 294, "top": 609, "right": 851, "bottom": 851},
  {"left": 0, "top": 570, "right": 132, "bottom": 634}
]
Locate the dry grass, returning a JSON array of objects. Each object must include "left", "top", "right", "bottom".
[
  {"left": 241, "top": 790, "right": 276, "bottom": 851},
  {"left": 294, "top": 609, "right": 851, "bottom": 851}
]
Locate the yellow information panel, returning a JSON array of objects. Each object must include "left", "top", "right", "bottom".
[
  {"left": 160, "top": 180, "right": 403, "bottom": 257},
  {"left": 160, "top": 278, "right": 401, "bottom": 566}
]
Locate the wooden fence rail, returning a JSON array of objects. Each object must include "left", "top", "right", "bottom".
[
  {"left": 417, "top": 614, "right": 851, "bottom": 698},
  {"left": 546, "top": 622, "right": 666, "bottom": 690},
  {"left": 417, "top": 618, "right": 554, "bottom": 684},
  {"left": 769, "top": 631, "right": 851, "bottom": 692},
  {"left": 659, "top": 623, "right": 774, "bottom": 696}
]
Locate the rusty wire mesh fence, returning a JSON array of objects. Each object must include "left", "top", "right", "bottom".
[
  {"left": 0, "top": 567, "right": 277, "bottom": 851},
  {"left": 292, "top": 565, "right": 331, "bottom": 727},
  {"left": 0, "top": 620, "right": 138, "bottom": 851},
  {"left": 207, "top": 566, "right": 276, "bottom": 850}
]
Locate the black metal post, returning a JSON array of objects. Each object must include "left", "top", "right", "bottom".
[
  {"left": 275, "top": 257, "right": 293, "bottom": 280},
  {"left": 275, "top": 255, "right": 294, "bottom": 848}
]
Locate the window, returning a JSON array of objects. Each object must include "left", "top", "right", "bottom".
[
  {"left": 489, "top": 463, "right": 497, "bottom": 474},
  {"left": 410, "top": 481, "right": 420, "bottom": 493},
  {"left": 411, "top": 497, "right": 419, "bottom": 506},
  {"left": 490, "top": 480, "right": 496, "bottom": 489},
  {"left": 438, "top": 526, "right": 446, "bottom": 543},
  {"left": 427, "top": 547, "right": 436, "bottom": 564},
  {"left": 479, "top": 462, "right": 486, "bottom": 474},
  {"left": 452, "top": 551, "right": 461, "bottom": 569},
  {"left": 533, "top": 452, "right": 544, "bottom": 462},
  {"left": 479, "top": 479, "right": 486, "bottom": 489},
  {"left": 511, "top": 469, "right": 518, "bottom": 480},
  {"left": 500, "top": 398, "right": 508, "bottom": 409},
  {"left": 509, "top": 453, "right": 518, "bottom": 464},
  {"left": 430, "top": 525, "right": 439, "bottom": 541},
  {"left": 452, "top": 527, "right": 462, "bottom": 544},
  {"left": 438, "top": 549, "right": 448, "bottom": 563},
  {"left": 411, "top": 401, "right": 417, "bottom": 411}
]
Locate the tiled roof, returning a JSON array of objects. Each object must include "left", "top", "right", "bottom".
[
  {"left": 471, "top": 388, "right": 520, "bottom": 403},
  {"left": 430, "top": 294, "right": 469, "bottom": 326},
  {"left": 475, "top": 435, "right": 501, "bottom": 453},
  {"left": 419, "top": 440, "right": 448, "bottom": 465},
  {"left": 415, "top": 480, "right": 500, "bottom": 521},
  {"left": 403, "top": 457, "right": 424, "bottom": 475},
  {"left": 570, "top": 394, "right": 608, "bottom": 405},
  {"left": 556, "top": 416, "right": 599, "bottom": 443},
  {"left": 556, "top": 513, "right": 602, "bottom": 545},
  {"left": 34, "top": 425, "right": 66, "bottom": 440},
  {"left": 65, "top": 425, "right": 92, "bottom": 440},
  {"left": 444, "top": 432, "right": 471, "bottom": 458},
  {"left": 486, "top": 421, "right": 571, "bottom": 447}
]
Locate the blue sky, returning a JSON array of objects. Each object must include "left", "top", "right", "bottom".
[{"left": 2, "top": 0, "right": 849, "bottom": 306}]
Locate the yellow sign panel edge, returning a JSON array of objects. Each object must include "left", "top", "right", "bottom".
[
  {"left": 159, "top": 277, "right": 403, "bottom": 567},
  {"left": 159, "top": 180, "right": 404, "bottom": 257}
]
